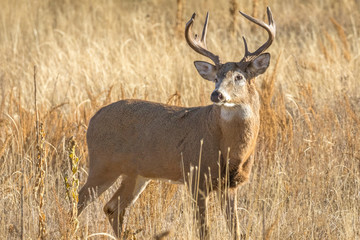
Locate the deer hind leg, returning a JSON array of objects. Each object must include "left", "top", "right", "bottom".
[
  {"left": 78, "top": 168, "right": 119, "bottom": 216},
  {"left": 103, "top": 174, "right": 150, "bottom": 237}
]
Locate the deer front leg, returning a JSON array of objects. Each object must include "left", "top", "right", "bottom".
[{"left": 222, "top": 190, "right": 240, "bottom": 240}]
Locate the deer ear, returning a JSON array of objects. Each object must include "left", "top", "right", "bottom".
[
  {"left": 247, "top": 53, "right": 270, "bottom": 77},
  {"left": 194, "top": 61, "right": 217, "bottom": 81}
]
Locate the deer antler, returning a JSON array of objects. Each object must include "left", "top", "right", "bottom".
[
  {"left": 239, "top": 7, "right": 276, "bottom": 62},
  {"left": 185, "top": 12, "right": 221, "bottom": 66}
]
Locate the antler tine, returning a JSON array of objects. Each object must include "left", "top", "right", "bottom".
[
  {"left": 185, "top": 12, "right": 220, "bottom": 66},
  {"left": 201, "top": 12, "right": 209, "bottom": 45},
  {"left": 239, "top": 7, "right": 276, "bottom": 62},
  {"left": 242, "top": 36, "right": 250, "bottom": 56}
]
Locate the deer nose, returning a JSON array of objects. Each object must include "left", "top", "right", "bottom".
[{"left": 211, "top": 90, "right": 224, "bottom": 103}]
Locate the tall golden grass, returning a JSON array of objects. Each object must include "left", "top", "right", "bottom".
[{"left": 0, "top": 0, "right": 359, "bottom": 239}]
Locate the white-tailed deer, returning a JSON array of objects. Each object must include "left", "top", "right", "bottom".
[{"left": 78, "top": 7, "right": 275, "bottom": 239}]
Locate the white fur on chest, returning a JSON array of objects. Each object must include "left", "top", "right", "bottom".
[{"left": 220, "top": 104, "right": 253, "bottom": 121}]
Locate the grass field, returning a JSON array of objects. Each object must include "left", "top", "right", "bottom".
[{"left": 0, "top": 0, "right": 359, "bottom": 239}]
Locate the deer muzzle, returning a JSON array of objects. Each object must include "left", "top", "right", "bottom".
[{"left": 211, "top": 90, "right": 225, "bottom": 103}]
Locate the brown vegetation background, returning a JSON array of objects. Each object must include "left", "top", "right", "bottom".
[{"left": 0, "top": 0, "right": 359, "bottom": 239}]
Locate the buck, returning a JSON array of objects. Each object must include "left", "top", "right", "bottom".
[{"left": 78, "top": 7, "right": 275, "bottom": 239}]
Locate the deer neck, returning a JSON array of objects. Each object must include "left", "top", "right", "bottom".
[
  {"left": 217, "top": 103, "right": 260, "bottom": 135},
  {"left": 215, "top": 94, "right": 261, "bottom": 161},
  {"left": 217, "top": 93, "right": 260, "bottom": 123},
  {"left": 219, "top": 104, "right": 255, "bottom": 122}
]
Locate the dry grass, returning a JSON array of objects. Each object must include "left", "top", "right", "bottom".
[{"left": 1, "top": 0, "right": 359, "bottom": 239}]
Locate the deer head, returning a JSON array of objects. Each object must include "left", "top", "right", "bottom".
[{"left": 185, "top": 7, "right": 276, "bottom": 107}]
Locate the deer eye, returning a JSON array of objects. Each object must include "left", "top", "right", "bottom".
[
  {"left": 234, "top": 75, "right": 243, "bottom": 82},
  {"left": 214, "top": 78, "right": 219, "bottom": 83}
]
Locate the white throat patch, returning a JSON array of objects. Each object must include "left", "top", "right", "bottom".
[
  {"left": 220, "top": 104, "right": 253, "bottom": 121},
  {"left": 224, "top": 102, "right": 236, "bottom": 107}
]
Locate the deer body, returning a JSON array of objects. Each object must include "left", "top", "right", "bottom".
[
  {"left": 86, "top": 96, "right": 259, "bottom": 186},
  {"left": 78, "top": 7, "right": 275, "bottom": 239}
]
